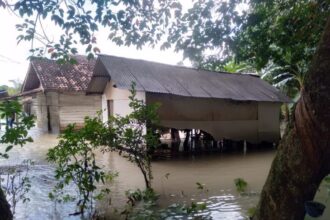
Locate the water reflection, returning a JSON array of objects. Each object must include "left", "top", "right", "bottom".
[{"left": 1, "top": 128, "right": 328, "bottom": 219}]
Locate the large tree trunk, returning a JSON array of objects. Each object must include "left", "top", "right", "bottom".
[
  {"left": 253, "top": 18, "right": 330, "bottom": 220},
  {"left": 0, "top": 187, "right": 12, "bottom": 220}
]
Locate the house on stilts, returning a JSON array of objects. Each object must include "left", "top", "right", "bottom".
[
  {"left": 87, "top": 55, "right": 290, "bottom": 144},
  {"left": 18, "top": 56, "right": 102, "bottom": 133}
]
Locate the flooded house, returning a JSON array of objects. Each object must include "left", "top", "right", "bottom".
[
  {"left": 19, "top": 56, "right": 101, "bottom": 133},
  {"left": 87, "top": 55, "right": 290, "bottom": 144}
]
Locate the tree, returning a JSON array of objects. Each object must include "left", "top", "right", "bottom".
[
  {"left": 0, "top": 0, "right": 182, "bottom": 62},
  {"left": 253, "top": 17, "right": 330, "bottom": 219},
  {"left": 107, "top": 84, "right": 160, "bottom": 189},
  {"left": 234, "top": 0, "right": 329, "bottom": 101},
  {"left": 46, "top": 85, "right": 160, "bottom": 216},
  {"left": 165, "top": 0, "right": 329, "bottom": 99},
  {"left": 0, "top": 100, "right": 34, "bottom": 220},
  {"left": 47, "top": 120, "right": 114, "bottom": 216},
  {"left": 0, "top": 79, "right": 22, "bottom": 95}
]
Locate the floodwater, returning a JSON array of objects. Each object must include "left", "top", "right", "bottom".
[{"left": 0, "top": 128, "right": 329, "bottom": 220}]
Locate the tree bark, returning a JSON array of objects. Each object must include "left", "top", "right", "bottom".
[
  {"left": 253, "top": 17, "right": 330, "bottom": 220},
  {"left": 0, "top": 187, "right": 12, "bottom": 220}
]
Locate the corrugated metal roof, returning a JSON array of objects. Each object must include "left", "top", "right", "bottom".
[{"left": 89, "top": 55, "right": 290, "bottom": 102}]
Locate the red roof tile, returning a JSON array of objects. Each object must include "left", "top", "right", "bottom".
[{"left": 30, "top": 55, "right": 95, "bottom": 92}]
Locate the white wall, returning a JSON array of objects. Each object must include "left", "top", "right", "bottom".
[{"left": 102, "top": 81, "right": 146, "bottom": 122}]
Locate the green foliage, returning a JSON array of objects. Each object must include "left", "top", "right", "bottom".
[
  {"left": 0, "top": 160, "right": 34, "bottom": 216},
  {"left": 47, "top": 84, "right": 160, "bottom": 215},
  {"left": 167, "top": 0, "right": 329, "bottom": 98},
  {"left": 0, "top": 100, "right": 34, "bottom": 159},
  {"left": 247, "top": 206, "right": 257, "bottom": 218},
  {"left": 122, "top": 188, "right": 159, "bottom": 219},
  {"left": 126, "top": 188, "right": 159, "bottom": 205},
  {"left": 123, "top": 188, "right": 208, "bottom": 220},
  {"left": 47, "top": 120, "right": 115, "bottom": 215},
  {"left": 201, "top": 57, "right": 255, "bottom": 73},
  {"left": 234, "top": 178, "right": 248, "bottom": 193},
  {"left": 221, "top": 59, "right": 254, "bottom": 73},
  {"left": 165, "top": 0, "right": 246, "bottom": 63},
  {"left": 105, "top": 83, "right": 161, "bottom": 189},
  {"left": 2, "top": 0, "right": 182, "bottom": 61},
  {"left": 0, "top": 79, "right": 22, "bottom": 95},
  {"left": 237, "top": 0, "right": 328, "bottom": 70}
]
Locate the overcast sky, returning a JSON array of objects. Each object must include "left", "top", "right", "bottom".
[{"left": 0, "top": 3, "right": 193, "bottom": 86}]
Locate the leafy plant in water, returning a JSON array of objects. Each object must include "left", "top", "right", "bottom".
[
  {"left": 122, "top": 187, "right": 209, "bottom": 220},
  {"left": 234, "top": 178, "right": 248, "bottom": 193},
  {"left": 47, "top": 118, "right": 116, "bottom": 216},
  {"left": 121, "top": 188, "right": 159, "bottom": 219},
  {"left": 105, "top": 83, "right": 161, "bottom": 189},
  {"left": 0, "top": 100, "right": 34, "bottom": 159},
  {"left": 196, "top": 182, "right": 209, "bottom": 193},
  {"left": 0, "top": 160, "right": 34, "bottom": 216},
  {"left": 160, "top": 202, "right": 209, "bottom": 219},
  {"left": 247, "top": 206, "right": 257, "bottom": 219},
  {"left": 47, "top": 84, "right": 160, "bottom": 216},
  {"left": 0, "top": 100, "right": 34, "bottom": 219}
]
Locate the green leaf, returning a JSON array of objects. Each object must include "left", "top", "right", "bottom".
[{"left": 5, "top": 145, "right": 13, "bottom": 152}]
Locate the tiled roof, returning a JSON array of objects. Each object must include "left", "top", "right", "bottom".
[{"left": 25, "top": 55, "right": 95, "bottom": 92}]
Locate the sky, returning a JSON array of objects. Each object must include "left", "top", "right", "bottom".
[{"left": 0, "top": 3, "right": 193, "bottom": 86}]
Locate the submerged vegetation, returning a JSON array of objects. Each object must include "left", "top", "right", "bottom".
[
  {"left": 45, "top": 84, "right": 161, "bottom": 216},
  {"left": 234, "top": 178, "right": 248, "bottom": 194},
  {"left": 47, "top": 122, "right": 115, "bottom": 216},
  {"left": 0, "top": 160, "right": 33, "bottom": 217}
]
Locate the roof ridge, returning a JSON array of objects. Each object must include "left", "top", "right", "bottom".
[{"left": 97, "top": 54, "right": 255, "bottom": 77}]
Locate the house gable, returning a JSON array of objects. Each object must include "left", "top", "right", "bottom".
[{"left": 21, "top": 64, "right": 41, "bottom": 92}]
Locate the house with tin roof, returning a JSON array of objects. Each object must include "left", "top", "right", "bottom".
[
  {"left": 20, "top": 56, "right": 101, "bottom": 133},
  {"left": 87, "top": 55, "right": 290, "bottom": 143}
]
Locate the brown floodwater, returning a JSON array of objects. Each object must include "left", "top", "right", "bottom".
[{"left": 0, "top": 128, "right": 329, "bottom": 220}]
